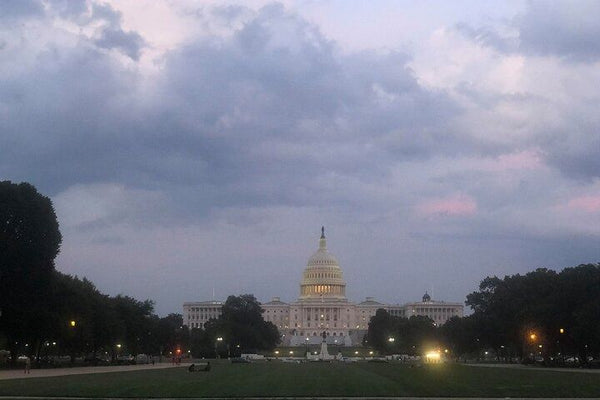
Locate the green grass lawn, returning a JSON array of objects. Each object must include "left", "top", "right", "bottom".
[{"left": 1, "top": 361, "right": 599, "bottom": 398}]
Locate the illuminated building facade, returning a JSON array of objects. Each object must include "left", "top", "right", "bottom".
[{"left": 183, "top": 228, "right": 464, "bottom": 346}]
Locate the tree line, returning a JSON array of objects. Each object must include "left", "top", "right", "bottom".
[
  {"left": 0, "top": 181, "right": 190, "bottom": 364},
  {"left": 0, "top": 181, "right": 279, "bottom": 365},
  {"left": 367, "top": 264, "right": 600, "bottom": 366}
]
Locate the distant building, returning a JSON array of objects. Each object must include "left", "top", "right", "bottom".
[
  {"left": 398, "top": 293, "right": 463, "bottom": 326},
  {"left": 183, "top": 228, "right": 464, "bottom": 346},
  {"left": 182, "top": 300, "right": 223, "bottom": 329}
]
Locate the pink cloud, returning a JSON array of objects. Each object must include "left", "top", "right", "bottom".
[
  {"left": 495, "top": 150, "right": 541, "bottom": 170},
  {"left": 567, "top": 196, "right": 600, "bottom": 212},
  {"left": 416, "top": 194, "right": 477, "bottom": 217},
  {"left": 478, "top": 150, "right": 543, "bottom": 172}
]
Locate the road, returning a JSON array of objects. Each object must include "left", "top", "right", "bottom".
[{"left": 0, "top": 361, "right": 188, "bottom": 380}]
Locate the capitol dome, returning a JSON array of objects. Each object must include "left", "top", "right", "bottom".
[{"left": 299, "top": 227, "right": 347, "bottom": 301}]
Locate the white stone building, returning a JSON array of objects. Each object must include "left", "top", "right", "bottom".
[
  {"left": 183, "top": 228, "right": 464, "bottom": 346},
  {"left": 182, "top": 300, "right": 223, "bottom": 329}
]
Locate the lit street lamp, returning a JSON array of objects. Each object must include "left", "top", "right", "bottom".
[
  {"left": 215, "top": 337, "right": 223, "bottom": 359},
  {"left": 529, "top": 333, "right": 537, "bottom": 341}
]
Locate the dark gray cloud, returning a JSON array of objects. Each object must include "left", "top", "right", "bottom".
[
  {"left": 455, "top": 1, "right": 600, "bottom": 62},
  {"left": 88, "top": 3, "right": 146, "bottom": 60},
  {"left": 3, "top": 2, "right": 453, "bottom": 219},
  {"left": 135, "top": 5, "right": 461, "bottom": 212},
  {"left": 517, "top": 0, "right": 600, "bottom": 62},
  {"left": 94, "top": 27, "right": 145, "bottom": 60}
]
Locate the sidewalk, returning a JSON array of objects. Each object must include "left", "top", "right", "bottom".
[
  {"left": 0, "top": 362, "right": 188, "bottom": 380},
  {"left": 464, "top": 362, "right": 600, "bottom": 374}
]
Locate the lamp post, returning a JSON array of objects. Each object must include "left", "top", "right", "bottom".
[
  {"left": 68, "top": 320, "right": 77, "bottom": 363},
  {"left": 557, "top": 328, "right": 565, "bottom": 359},
  {"left": 388, "top": 337, "right": 395, "bottom": 355},
  {"left": 216, "top": 337, "right": 223, "bottom": 359},
  {"left": 305, "top": 337, "right": 310, "bottom": 357},
  {"left": 115, "top": 343, "right": 122, "bottom": 363},
  {"left": 525, "top": 331, "right": 538, "bottom": 361}
]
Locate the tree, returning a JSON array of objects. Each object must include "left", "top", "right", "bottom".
[
  {"left": 110, "top": 295, "right": 155, "bottom": 357},
  {"left": 439, "top": 315, "right": 479, "bottom": 361},
  {"left": 466, "top": 264, "right": 600, "bottom": 364},
  {"left": 366, "top": 309, "right": 439, "bottom": 355},
  {"left": 211, "top": 294, "right": 280, "bottom": 354},
  {"left": 149, "top": 313, "right": 187, "bottom": 357},
  {"left": 0, "top": 181, "right": 62, "bottom": 363},
  {"left": 366, "top": 309, "right": 396, "bottom": 353}
]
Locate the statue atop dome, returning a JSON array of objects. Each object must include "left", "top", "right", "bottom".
[{"left": 321, "top": 226, "right": 325, "bottom": 238}]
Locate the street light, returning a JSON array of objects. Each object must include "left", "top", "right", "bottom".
[
  {"left": 529, "top": 333, "right": 537, "bottom": 341},
  {"left": 215, "top": 337, "right": 223, "bottom": 359},
  {"left": 70, "top": 320, "right": 76, "bottom": 328},
  {"left": 305, "top": 337, "right": 310, "bottom": 356}
]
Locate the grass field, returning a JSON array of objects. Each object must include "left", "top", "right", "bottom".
[{"left": 1, "top": 361, "right": 600, "bottom": 398}]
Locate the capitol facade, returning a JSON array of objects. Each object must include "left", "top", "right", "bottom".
[{"left": 183, "top": 228, "right": 464, "bottom": 346}]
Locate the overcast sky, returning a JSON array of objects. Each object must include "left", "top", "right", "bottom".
[{"left": 2, "top": 0, "right": 599, "bottom": 316}]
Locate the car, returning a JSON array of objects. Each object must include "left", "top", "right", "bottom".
[
  {"left": 17, "top": 355, "right": 29, "bottom": 363},
  {"left": 135, "top": 354, "right": 150, "bottom": 364}
]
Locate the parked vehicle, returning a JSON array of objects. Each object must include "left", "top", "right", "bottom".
[{"left": 136, "top": 354, "right": 150, "bottom": 364}]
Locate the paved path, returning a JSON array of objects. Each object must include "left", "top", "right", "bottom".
[
  {"left": 0, "top": 362, "right": 189, "bottom": 380},
  {"left": 463, "top": 362, "right": 600, "bottom": 374}
]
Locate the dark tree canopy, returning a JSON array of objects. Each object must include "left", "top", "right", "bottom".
[
  {"left": 465, "top": 264, "right": 600, "bottom": 364},
  {"left": 0, "top": 181, "right": 191, "bottom": 364},
  {"left": 0, "top": 181, "right": 62, "bottom": 360},
  {"left": 366, "top": 309, "right": 438, "bottom": 355},
  {"left": 208, "top": 294, "right": 280, "bottom": 354}
]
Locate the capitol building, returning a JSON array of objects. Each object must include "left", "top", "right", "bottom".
[{"left": 183, "top": 228, "right": 464, "bottom": 346}]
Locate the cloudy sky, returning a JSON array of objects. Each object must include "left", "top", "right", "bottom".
[{"left": 2, "top": 0, "right": 599, "bottom": 316}]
